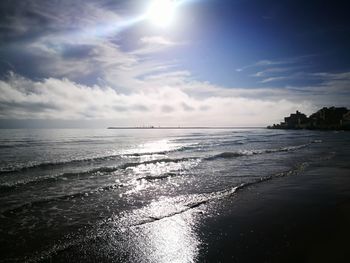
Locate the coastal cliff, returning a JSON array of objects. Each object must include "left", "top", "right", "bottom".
[{"left": 268, "top": 107, "right": 350, "bottom": 130}]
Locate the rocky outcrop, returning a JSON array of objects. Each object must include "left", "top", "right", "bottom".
[{"left": 268, "top": 107, "right": 350, "bottom": 130}]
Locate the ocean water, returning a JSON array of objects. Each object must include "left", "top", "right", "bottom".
[{"left": 0, "top": 128, "right": 349, "bottom": 262}]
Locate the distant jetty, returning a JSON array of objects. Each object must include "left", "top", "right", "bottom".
[
  {"left": 107, "top": 126, "right": 262, "bottom": 130},
  {"left": 268, "top": 107, "right": 350, "bottom": 130}
]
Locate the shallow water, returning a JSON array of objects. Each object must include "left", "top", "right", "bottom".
[{"left": 0, "top": 128, "right": 349, "bottom": 262}]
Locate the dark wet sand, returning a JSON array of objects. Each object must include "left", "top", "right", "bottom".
[
  {"left": 198, "top": 166, "right": 350, "bottom": 263},
  {"left": 44, "top": 164, "right": 350, "bottom": 263}
]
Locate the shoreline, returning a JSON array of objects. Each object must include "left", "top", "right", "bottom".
[
  {"left": 43, "top": 156, "right": 350, "bottom": 262},
  {"left": 107, "top": 126, "right": 264, "bottom": 130},
  {"left": 197, "top": 164, "right": 350, "bottom": 262}
]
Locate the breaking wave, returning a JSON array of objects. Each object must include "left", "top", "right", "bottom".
[
  {"left": 0, "top": 157, "right": 199, "bottom": 190},
  {"left": 206, "top": 143, "right": 311, "bottom": 160}
]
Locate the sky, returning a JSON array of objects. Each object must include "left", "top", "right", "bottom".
[{"left": 0, "top": 0, "right": 349, "bottom": 128}]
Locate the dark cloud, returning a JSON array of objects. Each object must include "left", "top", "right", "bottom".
[
  {"left": 61, "top": 45, "right": 95, "bottom": 59},
  {"left": 0, "top": 0, "right": 127, "bottom": 83},
  {"left": 0, "top": 100, "right": 61, "bottom": 118},
  {"left": 0, "top": 0, "right": 71, "bottom": 43}
]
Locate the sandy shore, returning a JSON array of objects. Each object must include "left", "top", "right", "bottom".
[
  {"left": 197, "top": 165, "right": 350, "bottom": 262},
  {"left": 43, "top": 162, "right": 350, "bottom": 263}
]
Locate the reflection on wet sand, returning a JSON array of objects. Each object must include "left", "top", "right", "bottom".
[{"left": 119, "top": 211, "right": 200, "bottom": 263}]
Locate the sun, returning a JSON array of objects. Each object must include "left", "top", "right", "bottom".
[{"left": 146, "top": 0, "right": 177, "bottom": 28}]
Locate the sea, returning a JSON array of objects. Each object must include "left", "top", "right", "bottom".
[{"left": 0, "top": 128, "right": 349, "bottom": 262}]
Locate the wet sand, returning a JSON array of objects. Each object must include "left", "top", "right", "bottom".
[
  {"left": 43, "top": 163, "right": 350, "bottom": 263},
  {"left": 198, "top": 165, "right": 350, "bottom": 263}
]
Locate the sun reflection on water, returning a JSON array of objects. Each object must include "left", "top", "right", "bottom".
[
  {"left": 123, "top": 139, "right": 185, "bottom": 155},
  {"left": 129, "top": 212, "right": 200, "bottom": 263},
  {"left": 99, "top": 138, "right": 202, "bottom": 261}
]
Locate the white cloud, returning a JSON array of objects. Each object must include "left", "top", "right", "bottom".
[
  {"left": 0, "top": 72, "right": 316, "bottom": 126},
  {"left": 140, "top": 36, "right": 178, "bottom": 46},
  {"left": 236, "top": 55, "right": 316, "bottom": 72},
  {"left": 252, "top": 67, "right": 294, "bottom": 77},
  {"left": 131, "top": 35, "right": 183, "bottom": 55},
  {"left": 260, "top": 76, "right": 289, "bottom": 83}
]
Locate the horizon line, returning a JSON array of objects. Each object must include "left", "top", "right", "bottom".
[{"left": 107, "top": 126, "right": 265, "bottom": 130}]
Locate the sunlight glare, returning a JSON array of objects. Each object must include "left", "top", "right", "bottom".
[{"left": 146, "top": 0, "right": 177, "bottom": 28}]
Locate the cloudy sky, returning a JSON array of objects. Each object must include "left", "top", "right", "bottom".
[{"left": 0, "top": 0, "right": 349, "bottom": 128}]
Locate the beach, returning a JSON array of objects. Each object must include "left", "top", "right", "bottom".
[
  {"left": 0, "top": 129, "right": 349, "bottom": 262},
  {"left": 198, "top": 165, "right": 350, "bottom": 263},
  {"left": 41, "top": 157, "right": 350, "bottom": 262}
]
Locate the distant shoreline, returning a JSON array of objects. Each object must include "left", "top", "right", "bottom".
[{"left": 107, "top": 126, "right": 264, "bottom": 130}]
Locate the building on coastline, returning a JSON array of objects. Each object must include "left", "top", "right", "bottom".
[
  {"left": 268, "top": 107, "right": 350, "bottom": 130},
  {"left": 309, "top": 107, "right": 348, "bottom": 129},
  {"left": 284, "top": 111, "right": 308, "bottom": 129},
  {"left": 269, "top": 110, "right": 308, "bottom": 129}
]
